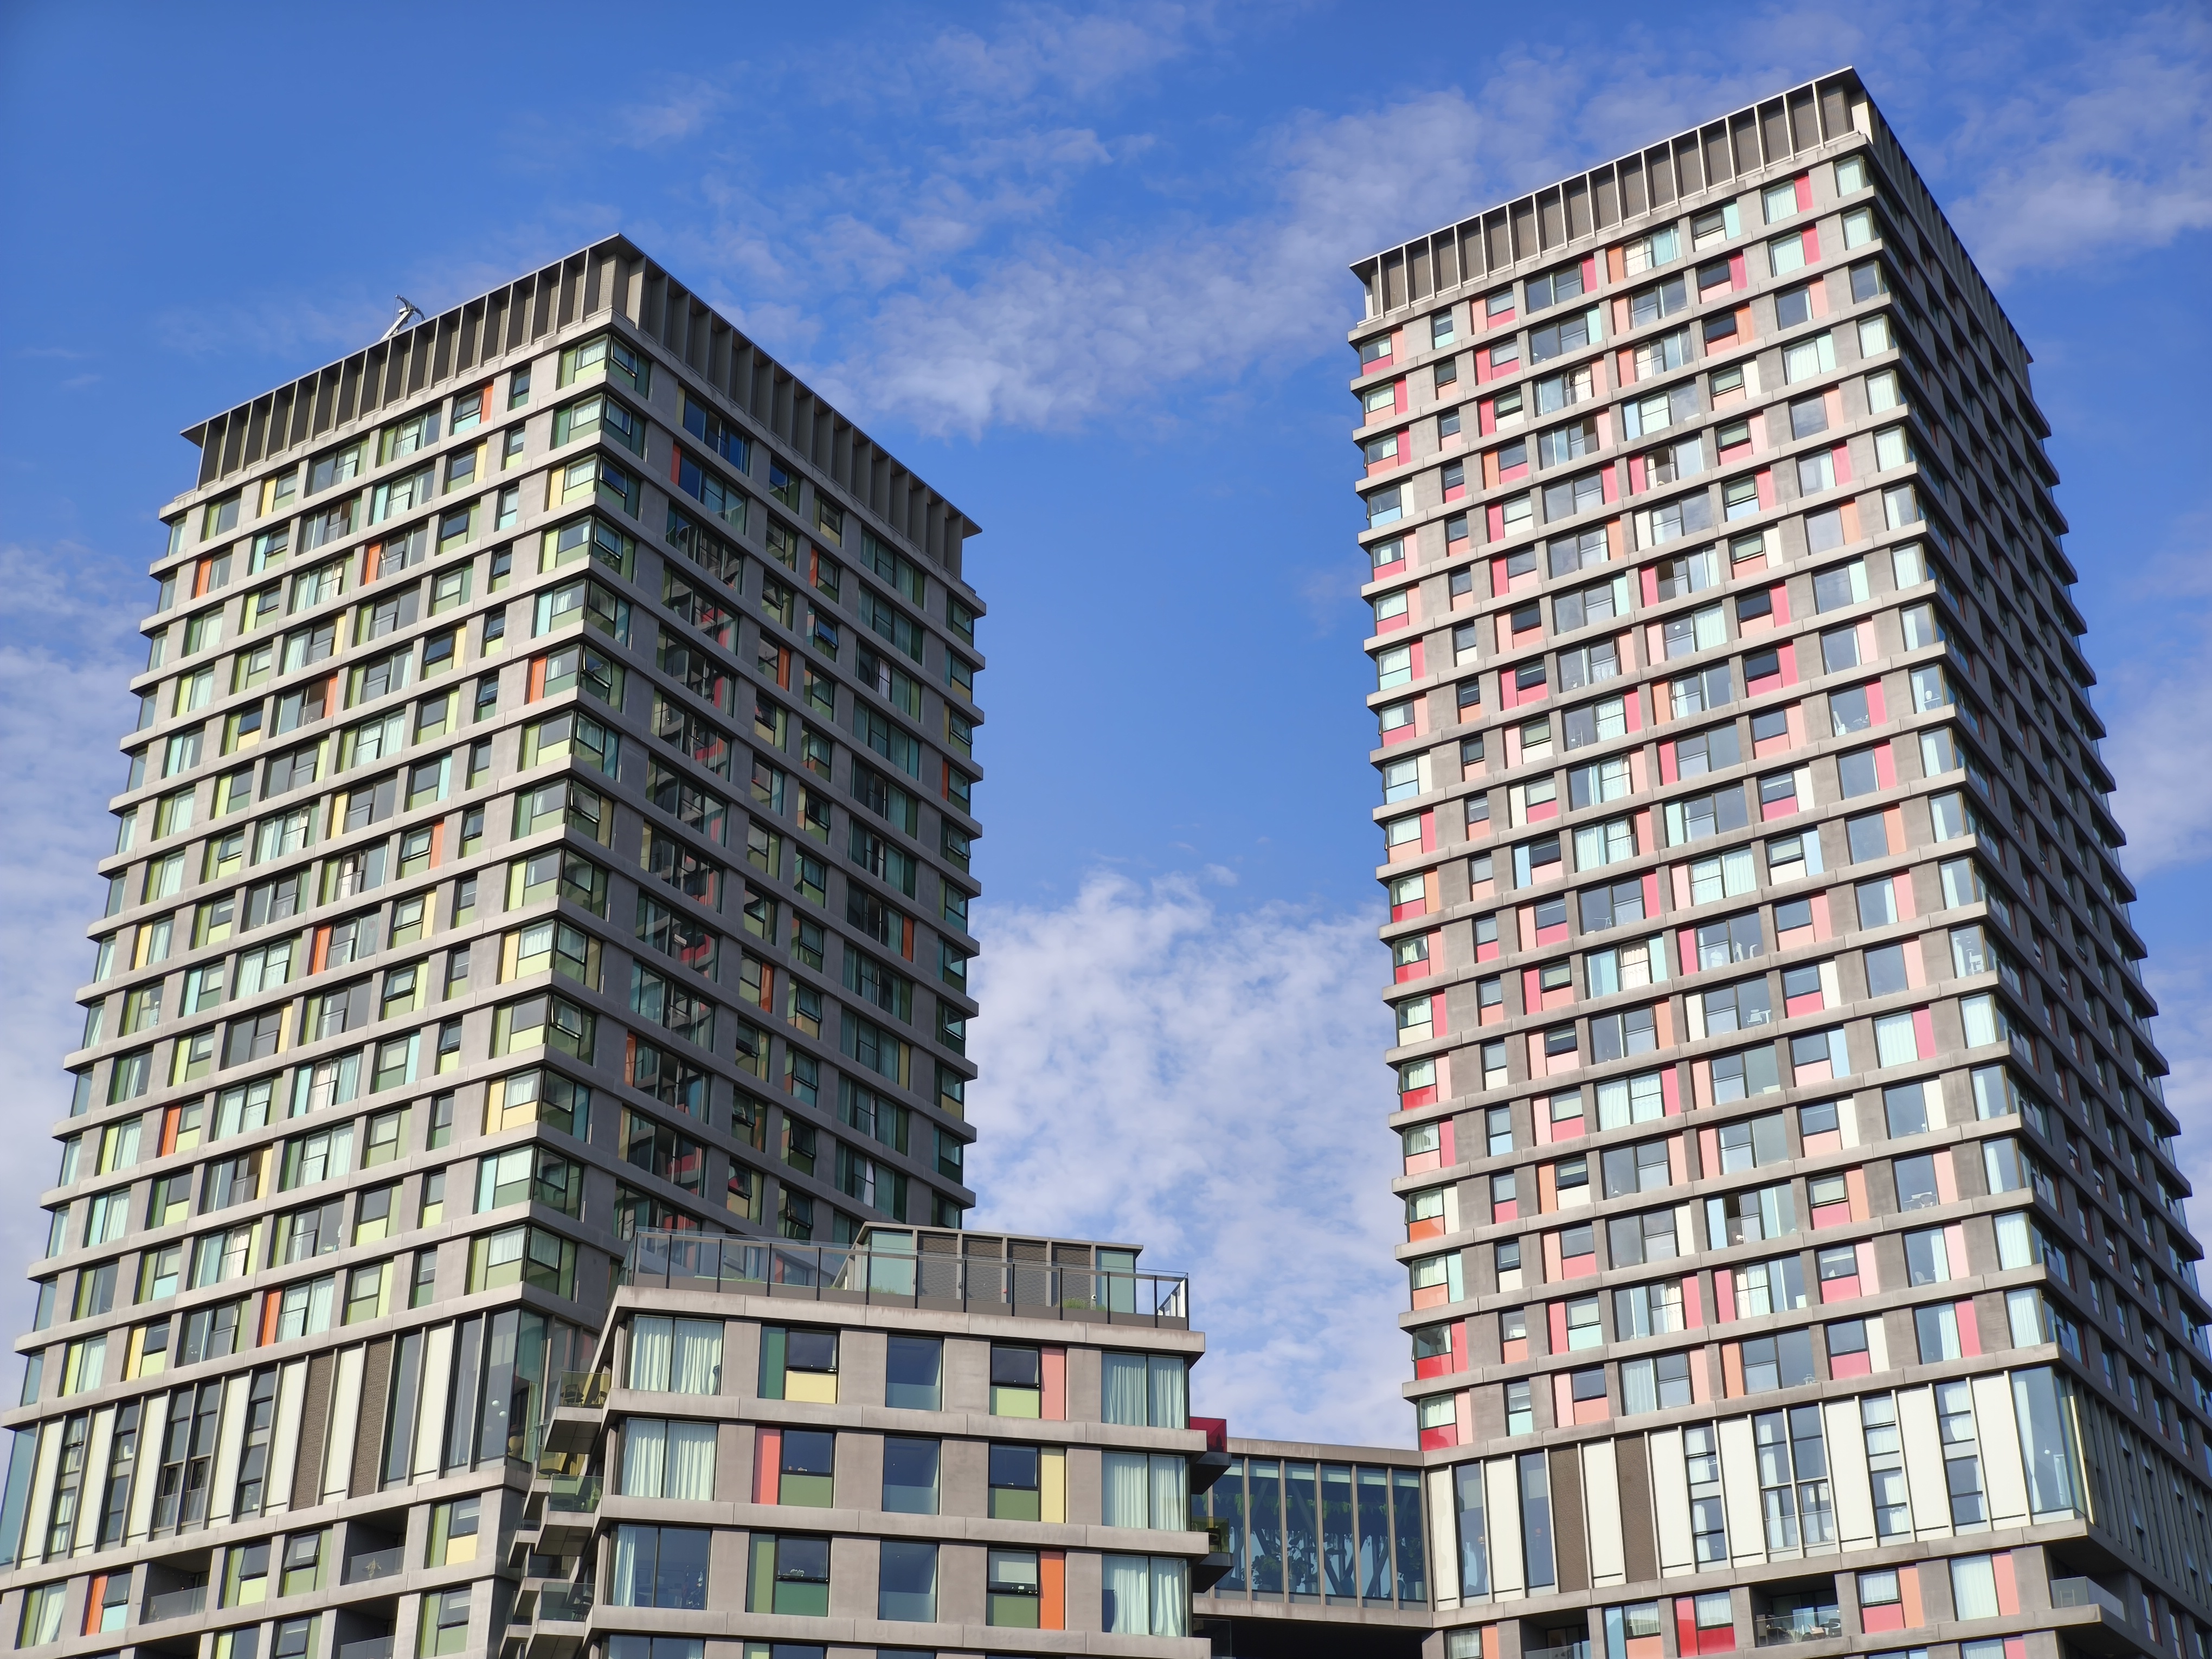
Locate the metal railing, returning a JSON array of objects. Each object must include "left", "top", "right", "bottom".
[
  {"left": 537, "top": 1585, "right": 595, "bottom": 1624},
  {"left": 545, "top": 1475, "right": 602, "bottom": 1514},
  {"left": 1754, "top": 1609, "right": 1842, "bottom": 1646},
  {"left": 144, "top": 1585, "right": 208, "bottom": 1622},
  {"left": 2051, "top": 1577, "right": 2127, "bottom": 1618},
  {"left": 621, "top": 1232, "right": 1191, "bottom": 1327},
  {"left": 345, "top": 1547, "right": 405, "bottom": 1584}
]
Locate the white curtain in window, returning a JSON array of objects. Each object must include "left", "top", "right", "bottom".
[
  {"left": 1102, "top": 1354, "right": 1148, "bottom": 1426},
  {"left": 1951, "top": 1555, "right": 1999, "bottom": 1620},
  {"left": 628, "top": 1317, "right": 672, "bottom": 1391},
  {"left": 1150, "top": 1555, "right": 1189, "bottom": 1637},
  {"left": 1149, "top": 1455, "right": 1188, "bottom": 1531},
  {"left": 1148, "top": 1355, "right": 1187, "bottom": 1427},
  {"left": 1102, "top": 1553, "right": 1149, "bottom": 1634},
  {"left": 1102, "top": 1453, "right": 1149, "bottom": 1529},
  {"left": 671, "top": 1320, "right": 722, "bottom": 1394},
  {"left": 609, "top": 1524, "right": 646, "bottom": 1606},
  {"left": 667, "top": 1421, "right": 717, "bottom": 1500},
  {"left": 623, "top": 1419, "right": 668, "bottom": 1497}
]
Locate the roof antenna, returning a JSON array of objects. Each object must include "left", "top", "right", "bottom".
[{"left": 381, "top": 295, "right": 423, "bottom": 340}]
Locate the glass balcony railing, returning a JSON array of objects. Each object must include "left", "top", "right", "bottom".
[
  {"left": 344, "top": 1547, "right": 406, "bottom": 1584},
  {"left": 336, "top": 1638, "right": 395, "bottom": 1659},
  {"left": 537, "top": 1585, "right": 594, "bottom": 1625},
  {"left": 545, "top": 1475, "right": 602, "bottom": 1515},
  {"left": 144, "top": 1585, "right": 208, "bottom": 1622},
  {"left": 620, "top": 1232, "right": 1191, "bottom": 1327},
  {"left": 557, "top": 1371, "right": 610, "bottom": 1409},
  {"left": 1527, "top": 1641, "right": 1591, "bottom": 1659},
  {"left": 1754, "top": 1609, "right": 1842, "bottom": 1646},
  {"left": 2050, "top": 1577, "right": 2127, "bottom": 1619}
]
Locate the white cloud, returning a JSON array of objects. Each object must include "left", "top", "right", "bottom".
[
  {"left": 615, "top": 76, "right": 733, "bottom": 147},
  {"left": 1918, "top": 6, "right": 2212, "bottom": 281},
  {"left": 807, "top": 87, "right": 1512, "bottom": 434},
  {"left": 2094, "top": 512, "right": 2212, "bottom": 877},
  {"left": 2104, "top": 620, "right": 2212, "bottom": 878},
  {"left": 2143, "top": 950, "right": 2212, "bottom": 1238},
  {"left": 0, "top": 545, "right": 144, "bottom": 1303},
  {"left": 918, "top": 2, "right": 1218, "bottom": 112},
  {"left": 967, "top": 871, "right": 1410, "bottom": 1445}
]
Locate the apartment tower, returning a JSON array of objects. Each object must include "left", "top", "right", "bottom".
[
  {"left": 1343, "top": 63, "right": 2205, "bottom": 1659},
  {"left": 0, "top": 238, "right": 987, "bottom": 1657}
]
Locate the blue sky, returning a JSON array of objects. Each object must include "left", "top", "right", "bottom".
[{"left": 1, "top": 0, "right": 2207, "bottom": 1442}]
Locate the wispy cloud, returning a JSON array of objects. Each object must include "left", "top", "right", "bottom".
[
  {"left": 804, "top": 86, "right": 1511, "bottom": 433},
  {"left": 911, "top": 1, "right": 1223, "bottom": 114},
  {"left": 1905, "top": 5, "right": 2212, "bottom": 281},
  {"left": 739, "top": 16, "right": 1862, "bottom": 433},
  {"left": 152, "top": 294, "right": 392, "bottom": 361},
  {"left": 967, "top": 871, "right": 1408, "bottom": 1445},
  {"left": 0, "top": 544, "right": 145, "bottom": 1301},
  {"left": 2142, "top": 949, "right": 2212, "bottom": 1239},
  {"left": 2097, "top": 509, "right": 2212, "bottom": 877},
  {"left": 615, "top": 75, "right": 734, "bottom": 147}
]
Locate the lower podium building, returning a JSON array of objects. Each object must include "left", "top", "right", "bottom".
[{"left": 506, "top": 1227, "right": 1220, "bottom": 1659}]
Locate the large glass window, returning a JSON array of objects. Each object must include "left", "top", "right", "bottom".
[
  {"left": 883, "top": 1436, "right": 939, "bottom": 1514},
  {"left": 878, "top": 1539, "right": 937, "bottom": 1622},
  {"left": 627, "top": 1317, "right": 722, "bottom": 1393},
  {"left": 620, "top": 1419, "right": 716, "bottom": 1500},
  {"left": 1103, "top": 1451, "right": 1188, "bottom": 1530},
  {"left": 1102, "top": 1352, "right": 1188, "bottom": 1426},
  {"left": 1103, "top": 1554, "right": 1189, "bottom": 1637},
  {"left": 610, "top": 1525, "right": 709, "bottom": 1609},
  {"left": 1753, "top": 1406, "right": 1834, "bottom": 1548}
]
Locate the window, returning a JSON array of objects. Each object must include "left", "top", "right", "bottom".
[
  {"left": 986, "top": 1441, "right": 1051, "bottom": 1521},
  {"left": 1936, "top": 1382, "right": 1988, "bottom": 1525},
  {"left": 1104, "top": 1352, "right": 1188, "bottom": 1426},
  {"left": 990, "top": 1548, "right": 1045, "bottom": 1628},
  {"left": 1753, "top": 1406, "right": 1834, "bottom": 1546},
  {"left": 991, "top": 1342, "right": 1044, "bottom": 1416},
  {"left": 608, "top": 1523, "right": 709, "bottom": 1610},
  {"left": 885, "top": 1335, "right": 941, "bottom": 1410},
  {"left": 883, "top": 1436, "right": 940, "bottom": 1514},
  {"left": 1530, "top": 308, "right": 1598, "bottom": 365},
  {"left": 879, "top": 1539, "right": 938, "bottom": 1622},
  {"left": 419, "top": 1589, "right": 470, "bottom": 1656},
  {"left": 619, "top": 1424, "right": 721, "bottom": 1513},
  {"left": 1526, "top": 259, "right": 1586, "bottom": 313},
  {"left": 1606, "top": 1207, "right": 1677, "bottom": 1267},
  {"left": 628, "top": 1316, "right": 722, "bottom": 1393}
]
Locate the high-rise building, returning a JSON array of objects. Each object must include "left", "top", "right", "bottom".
[
  {"left": 1332, "top": 61, "right": 2202, "bottom": 1659},
  {"left": 0, "top": 237, "right": 986, "bottom": 1656},
  {"left": 4, "top": 65, "right": 2203, "bottom": 1659}
]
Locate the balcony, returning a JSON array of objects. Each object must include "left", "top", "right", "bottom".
[
  {"left": 1528, "top": 1642, "right": 1592, "bottom": 1659},
  {"left": 1754, "top": 1609, "right": 1842, "bottom": 1646},
  {"left": 144, "top": 1585, "right": 208, "bottom": 1622},
  {"left": 622, "top": 1231, "right": 1191, "bottom": 1328},
  {"left": 337, "top": 1640, "right": 395, "bottom": 1659},
  {"left": 2051, "top": 1578, "right": 2128, "bottom": 1619},
  {"left": 345, "top": 1547, "right": 406, "bottom": 1585},
  {"left": 545, "top": 1476, "right": 602, "bottom": 1514},
  {"left": 537, "top": 1585, "right": 594, "bottom": 1625},
  {"left": 557, "top": 1370, "right": 610, "bottom": 1407}
]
